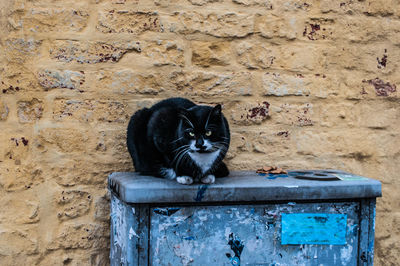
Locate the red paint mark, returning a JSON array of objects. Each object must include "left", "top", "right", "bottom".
[
  {"left": 247, "top": 102, "right": 270, "bottom": 119},
  {"left": 277, "top": 131, "right": 289, "bottom": 137},
  {"left": 21, "top": 137, "right": 29, "bottom": 146},
  {"left": 304, "top": 23, "right": 321, "bottom": 40},
  {"left": 377, "top": 51, "right": 388, "bottom": 69},
  {"left": 363, "top": 78, "right": 396, "bottom": 96}
]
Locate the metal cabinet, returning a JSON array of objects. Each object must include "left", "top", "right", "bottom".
[{"left": 108, "top": 171, "right": 381, "bottom": 266}]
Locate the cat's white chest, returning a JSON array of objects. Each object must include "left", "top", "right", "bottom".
[{"left": 189, "top": 150, "right": 220, "bottom": 174}]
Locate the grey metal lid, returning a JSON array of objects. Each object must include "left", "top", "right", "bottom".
[{"left": 108, "top": 170, "right": 382, "bottom": 204}]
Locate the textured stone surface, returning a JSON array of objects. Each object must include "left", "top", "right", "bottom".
[
  {"left": 165, "top": 11, "right": 255, "bottom": 37},
  {"left": 0, "top": 0, "right": 399, "bottom": 265},
  {"left": 97, "top": 10, "right": 162, "bottom": 34},
  {"left": 37, "top": 69, "right": 85, "bottom": 91},
  {"left": 9, "top": 8, "right": 89, "bottom": 32},
  {"left": 0, "top": 101, "right": 9, "bottom": 120},
  {"left": 192, "top": 41, "right": 232, "bottom": 67},
  {"left": 50, "top": 40, "right": 141, "bottom": 64},
  {"left": 17, "top": 98, "right": 43, "bottom": 123}
]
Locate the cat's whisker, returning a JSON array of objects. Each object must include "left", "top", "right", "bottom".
[
  {"left": 170, "top": 137, "right": 184, "bottom": 144},
  {"left": 175, "top": 148, "right": 189, "bottom": 169},
  {"left": 172, "top": 144, "right": 190, "bottom": 153},
  {"left": 172, "top": 147, "right": 188, "bottom": 164}
]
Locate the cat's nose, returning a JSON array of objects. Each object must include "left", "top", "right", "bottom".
[{"left": 195, "top": 138, "right": 205, "bottom": 150}]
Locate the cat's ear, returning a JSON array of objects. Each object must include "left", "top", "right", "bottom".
[
  {"left": 211, "top": 104, "right": 222, "bottom": 117},
  {"left": 206, "top": 104, "right": 222, "bottom": 126}
]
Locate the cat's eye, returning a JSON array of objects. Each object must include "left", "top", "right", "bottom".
[
  {"left": 205, "top": 130, "right": 212, "bottom": 137},
  {"left": 188, "top": 132, "right": 195, "bottom": 137}
]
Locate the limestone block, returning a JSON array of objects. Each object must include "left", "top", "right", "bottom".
[
  {"left": 9, "top": 8, "right": 89, "bottom": 32},
  {"left": 17, "top": 98, "right": 43, "bottom": 123},
  {"left": 318, "top": 102, "right": 359, "bottom": 128},
  {"left": 274, "top": 44, "right": 327, "bottom": 72},
  {"left": 234, "top": 129, "right": 293, "bottom": 157},
  {"left": 0, "top": 101, "right": 9, "bottom": 120},
  {"left": 225, "top": 131, "right": 250, "bottom": 159},
  {"left": 142, "top": 40, "right": 184, "bottom": 67},
  {"left": 235, "top": 41, "right": 275, "bottom": 69},
  {"left": 188, "top": 0, "right": 221, "bottom": 5},
  {"left": 0, "top": 228, "right": 39, "bottom": 256},
  {"left": 169, "top": 71, "right": 254, "bottom": 97},
  {"left": 0, "top": 193, "right": 40, "bottom": 224},
  {"left": 37, "top": 69, "right": 85, "bottom": 91},
  {"left": 0, "top": 64, "right": 39, "bottom": 94},
  {"left": 338, "top": 16, "right": 400, "bottom": 44},
  {"left": 4, "top": 38, "right": 41, "bottom": 63},
  {"left": 262, "top": 72, "right": 311, "bottom": 97},
  {"left": 232, "top": 0, "right": 273, "bottom": 8},
  {"left": 106, "top": 69, "right": 165, "bottom": 95},
  {"left": 57, "top": 190, "right": 92, "bottom": 220},
  {"left": 192, "top": 41, "right": 232, "bottom": 67},
  {"left": 165, "top": 11, "right": 254, "bottom": 38},
  {"left": 103, "top": 70, "right": 166, "bottom": 95},
  {"left": 36, "top": 127, "right": 91, "bottom": 153},
  {"left": 49, "top": 40, "right": 141, "bottom": 64},
  {"left": 97, "top": 10, "right": 162, "bottom": 34},
  {"left": 301, "top": 18, "right": 336, "bottom": 41},
  {"left": 321, "top": 0, "right": 400, "bottom": 17},
  {"left": 230, "top": 101, "right": 270, "bottom": 125},
  {"left": 269, "top": 0, "right": 314, "bottom": 12},
  {"left": 256, "top": 15, "right": 302, "bottom": 40},
  {"left": 48, "top": 223, "right": 108, "bottom": 250},
  {"left": 94, "top": 193, "right": 110, "bottom": 221},
  {"left": 52, "top": 99, "right": 129, "bottom": 123},
  {"left": 0, "top": 163, "right": 43, "bottom": 192},
  {"left": 363, "top": 0, "right": 400, "bottom": 17},
  {"left": 271, "top": 102, "right": 314, "bottom": 127},
  {"left": 49, "top": 165, "right": 108, "bottom": 187}
]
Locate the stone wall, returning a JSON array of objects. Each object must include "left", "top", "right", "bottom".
[{"left": 0, "top": 0, "right": 399, "bottom": 265}]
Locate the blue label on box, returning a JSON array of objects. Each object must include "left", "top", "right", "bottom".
[{"left": 281, "top": 213, "right": 347, "bottom": 245}]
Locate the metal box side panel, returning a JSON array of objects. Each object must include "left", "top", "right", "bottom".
[
  {"left": 149, "top": 202, "right": 360, "bottom": 266},
  {"left": 110, "top": 194, "right": 138, "bottom": 266}
]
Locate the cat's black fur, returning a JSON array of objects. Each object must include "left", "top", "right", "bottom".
[{"left": 127, "top": 97, "right": 230, "bottom": 184}]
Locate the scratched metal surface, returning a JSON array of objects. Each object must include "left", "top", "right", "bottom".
[
  {"left": 108, "top": 171, "right": 382, "bottom": 203},
  {"left": 149, "top": 202, "right": 359, "bottom": 266},
  {"left": 110, "top": 195, "right": 138, "bottom": 266}
]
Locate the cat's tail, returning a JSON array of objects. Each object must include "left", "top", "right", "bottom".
[{"left": 126, "top": 107, "right": 152, "bottom": 172}]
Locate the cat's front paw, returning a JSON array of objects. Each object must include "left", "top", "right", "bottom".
[
  {"left": 201, "top": 174, "right": 215, "bottom": 184},
  {"left": 176, "top": 176, "right": 193, "bottom": 185}
]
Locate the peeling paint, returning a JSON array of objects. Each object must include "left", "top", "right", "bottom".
[
  {"left": 129, "top": 227, "right": 139, "bottom": 239},
  {"left": 146, "top": 202, "right": 361, "bottom": 265},
  {"left": 193, "top": 184, "right": 209, "bottom": 202},
  {"left": 226, "top": 233, "right": 244, "bottom": 266},
  {"left": 153, "top": 207, "right": 180, "bottom": 216}
]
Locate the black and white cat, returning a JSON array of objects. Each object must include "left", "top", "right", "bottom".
[{"left": 127, "top": 97, "right": 230, "bottom": 185}]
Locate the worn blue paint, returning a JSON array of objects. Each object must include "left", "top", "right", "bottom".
[
  {"left": 281, "top": 213, "right": 347, "bottom": 245},
  {"left": 258, "top": 173, "right": 289, "bottom": 179},
  {"left": 226, "top": 233, "right": 244, "bottom": 266},
  {"left": 153, "top": 207, "right": 180, "bottom": 216},
  {"left": 183, "top": 236, "right": 196, "bottom": 240},
  {"left": 267, "top": 173, "right": 289, "bottom": 179},
  {"left": 334, "top": 173, "right": 368, "bottom": 181},
  {"left": 194, "top": 184, "right": 209, "bottom": 202}
]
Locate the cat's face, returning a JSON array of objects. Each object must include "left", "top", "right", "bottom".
[{"left": 176, "top": 104, "right": 229, "bottom": 154}]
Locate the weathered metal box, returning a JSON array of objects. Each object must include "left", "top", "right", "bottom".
[{"left": 108, "top": 170, "right": 381, "bottom": 266}]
